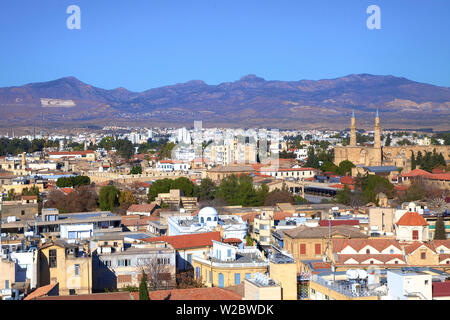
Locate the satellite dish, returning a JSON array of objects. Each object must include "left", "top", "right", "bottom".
[
  {"left": 346, "top": 269, "right": 359, "bottom": 280},
  {"left": 357, "top": 269, "right": 368, "bottom": 279}
]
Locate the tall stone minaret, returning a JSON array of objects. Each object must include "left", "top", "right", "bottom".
[
  {"left": 374, "top": 108, "right": 381, "bottom": 149},
  {"left": 374, "top": 108, "right": 382, "bottom": 165},
  {"left": 350, "top": 110, "right": 357, "bottom": 146}
]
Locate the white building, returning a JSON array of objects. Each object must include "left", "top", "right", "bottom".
[
  {"left": 386, "top": 270, "right": 432, "bottom": 300},
  {"left": 167, "top": 207, "right": 248, "bottom": 241}
]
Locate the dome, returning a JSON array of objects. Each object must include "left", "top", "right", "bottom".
[{"left": 198, "top": 207, "right": 218, "bottom": 217}]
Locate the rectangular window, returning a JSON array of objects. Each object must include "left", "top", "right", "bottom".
[
  {"left": 69, "top": 289, "right": 76, "bottom": 295},
  {"left": 421, "top": 252, "right": 426, "bottom": 260},
  {"left": 227, "top": 249, "right": 231, "bottom": 258},
  {"left": 187, "top": 254, "right": 192, "bottom": 264},
  {"left": 245, "top": 273, "right": 251, "bottom": 280},
  {"left": 74, "top": 264, "right": 80, "bottom": 276},
  {"left": 300, "top": 243, "right": 306, "bottom": 255},
  {"left": 412, "top": 230, "right": 419, "bottom": 240},
  {"left": 49, "top": 249, "right": 57, "bottom": 268},
  {"left": 235, "top": 273, "right": 241, "bottom": 285},
  {"left": 315, "top": 244, "right": 321, "bottom": 255},
  {"left": 68, "top": 231, "right": 77, "bottom": 239},
  {"left": 209, "top": 271, "right": 212, "bottom": 282},
  {"left": 118, "top": 259, "right": 131, "bottom": 267}
]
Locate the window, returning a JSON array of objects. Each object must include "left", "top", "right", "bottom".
[
  {"left": 209, "top": 271, "right": 212, "bottom": 282},
  {"left": 195, "top": 267, "right": 200, "bottom": 279},
  {"left": 421, "top": 252, "right": 426, "bottom": 260},
  {"left": 21, "top": 210, "right": 25, "bottom": 216},
  {"left": 227, "top": 249, "right": 231, "bottom": 258},
  {"left": 74, "top": 264, "right": 80, "bottom": 276},
  {"left": 390, "top": 249, "right": 394, "bottom": 254},
  {"left": 324, "top": 295, "right": 329, "bottom": 300},
  {"left": 412, "top": 230, "right": 419, "bottom": 240},
  {"left": 311, "top": 288, "right": 316, "bottom": 294},
  {"left": 69, "top": 289, "right": 76, "bottom": 295},
  {"left": 366, "top": 249, "right": 370, "bottom": 254},
  {"left": 49, "top": 249, "right": 57, "bottom": 268},
  {"left": 118, "top": 259, "right": 131, "bottom": 267},
  {"left": 245, "top": 273, "right": 251, "bottom": 280},
  {"left": 425, "top": 280, "right": 429, "bottom": 285},
  {"left": 315, "top": 244, "right": 321, "bottom": 255},
  {"left": 68, "top": 231, "right": 77, "bottom": 239},
  {"left": 5, "top": 280, "right": 9, "bottom": 289},
  {"left": 300, "top": 244, "right": 306, "bottom": 255},
  {"left": 113, "top": 242, "right": 118, "bottom": 247},
  {"left": 235, "top": 273, "right": 241, "bottom": 285},
  {"left": 187, "top": 254, "right": 192, "bottom": 264}
]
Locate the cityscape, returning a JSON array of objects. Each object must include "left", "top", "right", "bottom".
[{"left": 0, "top": 0, "right": 449, "bottom": 307}]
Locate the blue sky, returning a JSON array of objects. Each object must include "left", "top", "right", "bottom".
[{"left": 0, "top": 0, "right": 449, "bottom": 91}]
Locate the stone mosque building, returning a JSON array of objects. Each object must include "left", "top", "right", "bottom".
[{"left": 334, "top": 110, "right": 450, "bottom": 174}]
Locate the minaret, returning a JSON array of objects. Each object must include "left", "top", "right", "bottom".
[
  {"left": 21, "top": 152, "right": 26, "bottom": 168},
  {"left": 374, "top": 108, "right": 381, "bottom": 149},
  {"left": 350, "top": 110, "right": 357, "bottom": 146},
  {"left": 374, "top": 108, "right": 382, "bottom": 165}
]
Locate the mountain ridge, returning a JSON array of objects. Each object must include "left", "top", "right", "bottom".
[{"left": 0, "top": 74, "right": 449, "bottom": 130}]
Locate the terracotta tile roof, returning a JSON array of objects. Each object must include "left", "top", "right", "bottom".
[
  {"left": 396, "top": 212, "right": 428, "bottom": 226},
  {"left": 433, "top": 240, "right": 450, "bottom": 250},
  {"left": 24, "top": 283, "right": 58, "bottom": 300},
  {"left": 432, "top": 281, "right": 450, "bottom": 297},
  {"left": 332, "top": 238, "right": 401, "bottom": 253},
  {"left": 37, "top": 292, "right": 135, "bottom": 300},
  {"left": 404, "top": 242, "right": 436, "bottom": 255},
  {"left": 241, "top": 212, "right": 259, "bottom": 223},
  {"left": 127, "top": 203, "right": 157, "bottom": 213},
  {"left": 59, "top": 187, "right": 74, "bottom": 195},
  {"left": 131, "top": 287, "right": 242, "bottom": 300},
  {"left": 439, "top": 254, "right": 450, "bottom": 262},
  {"left": 310, "top": 261, "right": 332, "bottom": 270},
  {"left": 143, "top": 231, "right": 221, "bottom": 250},
  {"left": 223, "top": 238, "right": 242, "bottom": 243},
  {"left": 401, "top": 169, "right": 432, "bottom": 178},
  {"left": 426, "top": 173, "right": 450, "bottom": 181},
  {"left": 329, "top": 184, "right": 355, "bottom": 190},
  {"left": 273, "top": 211, "right": 294, "bottom": 220},
  {"left": 319, "top": 220, "right": 359, "bottom": 227},
  {"left": 340, "top": 176, "right": 355, "bottom": 185},
  {"left": 336, "top": 254, "right": 405, "bottom": 264}
]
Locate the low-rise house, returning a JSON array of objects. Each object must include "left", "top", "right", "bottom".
[
  {"left": 143, "top": 231, "right": 221, "bottom": 271},
  {"left": 38, "top": 240, "right": 92, "bottom": 296},
  {"left": 192, "top": 241, "right": 268, "bottom": 288}
]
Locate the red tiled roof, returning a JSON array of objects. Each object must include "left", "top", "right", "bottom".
[
  {"left": 319, "top": 220, "right": 359, "bottom": 227},
  {"left": 340, "top": 176, "right": 355, "bottom": 185},
  {"left": 404, "top": 242, "right": 436, "bottom": 255},
  {"left": 394, "top": 185, "right": 409, "bottom": 191},
  {"left": 22, "top": 195, "right": 38, "bottom": 200},
  {"left": 241, "top": 212, "right": 259, "bottom": 223},
  {"left": 426, "top": 173, "right": 450, "bottom": 181},
  {"left": 133, "top": 287, "right": 242, "bottom": 300},
  {"left": 329, "top": 184, "right": 355, "bottom": 190},
  {"left": 332, "top": 238, "right": 401, "bottom": 253},
  {"left": 310, "top": 262, "right": 332, "bottom": 270},
  {"left": 223, "top": 238, "right": 242, "bottom": 243},
  {"left": 143, "top": 232, "right": 221, "bottom": 250},
  {"left": 59, "top": 187, "right": 74, "bottom": 195},
  {"left": 127, "top": 203, "right": 157, "bottom": 213},
  {"left": 396, "top": 212, "right": 428, "bottom": 226},
  {"left": 401, "top": 169, "right": 432, "bottom": 178},
  {"left": 273, "top": 211, "right": 294, "bottom": 220},
  {"left": 24, "top": 283, "right": 58, "bottom": 300},
  {"left": 432, "top": 281, "right": 450, "bottom": 298},
  {"left": 336, "top": 254, "right": 405, "bottom": 264},
  {"left": 439, "top": 254, "right": 450, "bottom": 262},
  {"left": 305, "top": 177, "right": 316, "bottom": 181}
]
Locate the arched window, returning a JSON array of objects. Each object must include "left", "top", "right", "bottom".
[
  {"left": 207, "top": 217, "right": 211, "bottom": 222},
  {"left": 200, "top": 217, "right": 204, "bottom": 223}
]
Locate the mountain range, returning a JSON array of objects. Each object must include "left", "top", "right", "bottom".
[{"left": 0, "top": 74, "right": 449, "bottom": 130}]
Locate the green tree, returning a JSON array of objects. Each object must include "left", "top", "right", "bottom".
[
  {"left": 115, "top": 138, "right": 134, "bottom": 160},
  {"left": 147, "top": 179, "right": 173, "bottom": 202},
  {"left": 411, "top": 151, "right": 416, "bottom": 170},
  {"left": 198, "top": 178, "right": 216, "bottom": 201},
  {"left": 139, "top": 271, "right": 150, "bottom": 300},
  {"left": 385, "top": 133, "right": 391, "bottom": 146},
  {"left": 245, "top": 234, "right": 254, "bottom": 246},
  {"left": 434, "top": 214, "right": 446, "bottom": 240},
  {"left": 6, "top": 189, "right": 16, "bottom": 201},
  {"left": 99, "top": 186, "right": 120, "bottom": 211},
  {"left": 336, "top": 185, "right": 351, "bottom": 205},
  {"left": 336, "top": 160, "right": 356, "bottom": 176},
  {"left": 99, "top": 136, "right": 115, "bottom": 151},
  {"left": 130, "top": 165, "right": 143, "bottom": 175}
]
